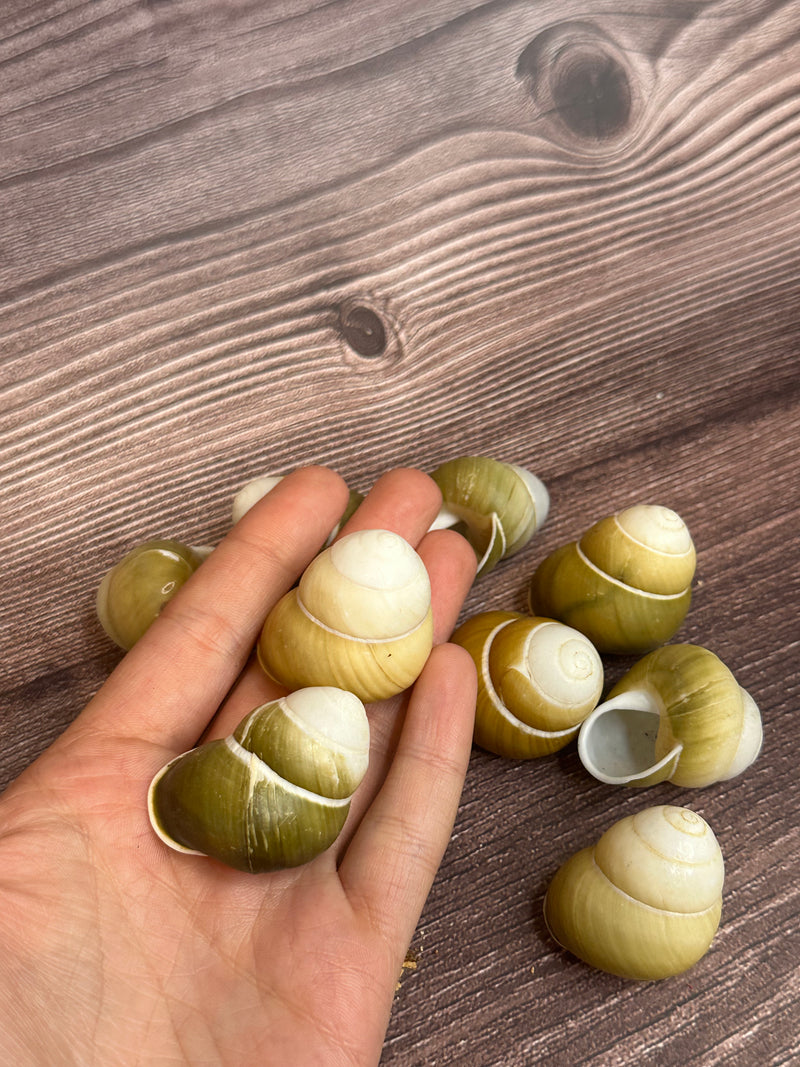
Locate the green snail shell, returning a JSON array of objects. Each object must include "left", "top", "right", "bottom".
[
  {"left": 96, "top": 539, "right": 211, "bottom": 650},
  {"left": 544, "top": 805, "right": 724, "bottom": 981},
  {"left": 577, "top": 643, "right": 763, "bottom": 788},
  {"left": 430, "top": 456, "right": 549, "bottom": 577},
  {"left": 529, "top": 504, "right": 696, "bottom": 654},
  {"left": 451, "top": 610, "right": 603, "bottom": 758},
  {"left": 258, "top": 528, "right": 433, "bottom": 703},
  {"left": 148, "top": 687, "right": 370, "bottom": 873}
]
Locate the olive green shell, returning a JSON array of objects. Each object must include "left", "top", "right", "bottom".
[
  {"left": 431, "top": 456, "right": 549, "bottom": 576},
  {"left": 96, "top": 539, "right": 207, "bottom": 650},
  {"left": 578, "top": 644, "right": 763, "bottom": 788},
  {"left": 544, "top": 806, "right": 724, "bottom": 981},
  {"left": 529, "top": 504, "right": 695, "bottom": 654},
  {"left": 148, "top": 688, "right": 369, "bottom": 873}
]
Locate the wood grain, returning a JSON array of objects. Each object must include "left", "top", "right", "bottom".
[{"left": 1, "top": 0, "right": 799, "bottom": 1063}]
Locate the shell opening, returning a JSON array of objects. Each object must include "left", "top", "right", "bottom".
[{"left": 578, "top": 693, "right": 682, "bottom": 786}]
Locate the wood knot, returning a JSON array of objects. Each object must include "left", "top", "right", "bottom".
[
  {"left": 336, "top": 297, "right": 404, "bottom": 369},
  {"left": 338, "top": 302, "right": 387, "bottom": 357},
  {"left": 517, "top": 22, "right": 641, "bottom": 147}
]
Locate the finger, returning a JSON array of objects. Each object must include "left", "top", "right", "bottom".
[
  {"left": 337, "top": 466, "right": 443, "bottom": 546},
  {"left": 73, "top": 466, "right": 350, "bottom": 752},
  {"left": 358, "top": 526, "right": 476, "bottom": 782},
  {"left": 201, "top": 469, "right": 465, "bottom": 744},
  {"left": 416, "top": 528, "right": 477, "bottom": 644},
  {"left": 337, "top": 642, "right": 477, "bottom": 946}
]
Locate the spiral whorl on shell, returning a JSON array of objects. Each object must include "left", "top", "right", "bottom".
[
  {"left": 257, "top": 528, "right": 433, "bottom": 703},
  {"left": 544, "top": 805, "right": 724, "bottom": 981},
  {"left": 578, "top": 643, "right": 763, "bottom": 788},
  {"left": 148, "top": 687, "right": 370, "bottom": 873},
  {"left": 430, "top": 456, "right": 549, "bottom": 577},
  {"left": 96, "top": 539, "right": 210, "bottom": 650},
  {"left": 529, "top": 504, "right": 696, "bottom": 654},
  {"left": 451, "top": 611, "right": 603, "bottom": 758}
]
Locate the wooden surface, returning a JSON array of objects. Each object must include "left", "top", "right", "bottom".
[{"left": 1, "top": 1, "right": 799, "bottom": 1063}]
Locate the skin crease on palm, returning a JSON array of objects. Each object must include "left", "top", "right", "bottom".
[{"left": 0, "top": 466, "right": 479, "bottom": 1067}]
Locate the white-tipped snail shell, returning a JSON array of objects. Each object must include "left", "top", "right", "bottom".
[
  {"left": 232, "top": 474, "right": 363, "bottom": 542},
  {"left": 544, "top": 805, "right": 724, "bottom": 980},
  {"left": 529, "top": 504, "right": 696, "bottom": 654},
  {"left": 257, "top": 528, "right": 433, "bottom": 703},
  {"left": 96, "top": 539, "right": 212, "bottom": 650},
  {"left": 451, "top": 611, "right": 603, "bottom": 758},
  {"left": 430, "top": 456, "right": 549, "bottom": 577},
  {"left": 578, "top": 643, "right": 763, "bottom": 788},
  {"left": 148, "top": 687, "right": 369, "bottom": 873}
]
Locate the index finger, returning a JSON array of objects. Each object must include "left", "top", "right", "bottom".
[{"left": 74, "top": 465, "right": 350, "bottom": 752}]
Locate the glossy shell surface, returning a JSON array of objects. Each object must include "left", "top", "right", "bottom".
[
  {"left": 451, "top": 610, "right": 603, "bottom": 758},
  {"left": 529, "top": 504, "right": 696, "bottom": 654},
  {"left": 148, "top": 687, "right": 370, "bottom": 873},
  {"left": 258, "top": 528, "right": 433, "bottom": 702},
  {"left": 544, "top": 805, "right": 724, "bottom": 980}
]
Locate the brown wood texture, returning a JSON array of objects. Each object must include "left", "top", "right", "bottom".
[{"left": 1, "top": 1, "right": 799, "bottom": 1063}]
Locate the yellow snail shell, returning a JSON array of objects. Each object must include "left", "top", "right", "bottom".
[
  {"left": 528, "top": 504, "right": 696, "bottom": 654},
  {"left": 96, "top": 539, "right": 212, "bottom": 650},
  {"left": 544, "top": 805, "right": 724, "bottom": 981},
  {"left": 148, "top": 687, "right": 369, "bottom": 873},
  {"left": 258, "top": 528, "right": 433, "bottom": 703},
  {"left": 451, "top": 611, "right": 603, "bottom": 758},
  {"left": 430, "top": 456, "right": 549, "bottom": 577},
  {"left": 578, "top": 643, "right": 763, "bottom": 788}
]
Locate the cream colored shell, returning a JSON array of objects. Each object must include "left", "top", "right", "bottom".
[
  {"left": 529, "top": 504, "right": 696, "bottom": 654},
  {"left": 544, "top": 805, "right": 724, "bottom": 980},
  {"left": 451, "top": 610, "right": 603, "bottom": 758},
  {"left": 258, "top": 528, "right": 433, "bottom": 703},
  {"left": 148, "top": 686, "right": 369, "bottom": 873}
]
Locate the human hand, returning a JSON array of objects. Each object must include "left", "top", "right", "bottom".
[{"left": 0, "top": 466, "right": 478, "bottom": 1066}]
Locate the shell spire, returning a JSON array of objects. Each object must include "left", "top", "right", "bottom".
[
  {"left": 544, "top": 805, "right": 724, "bottom": 980},
  {"left": 529, "top": 504, "right": 695, "bottom": 654},
  {"left": 257, "top": 528, "right": 433, "bottom": 703}
]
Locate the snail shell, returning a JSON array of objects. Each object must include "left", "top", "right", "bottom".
[
  {"left": 544, "top": 805, "right": 724, "bottom": 981},
  {"left": 148, "top": 686, "right": 369, "bottom": 873},
  {"left": 232, "top": 474, "right": 363, "bottom": 542},
  {"left": 451, "top": 611, "right": 603, "bottom": 758},
  {"left": 528, "top": 504, "right": 696, "bottom": 654},
  {"left": 96, "top": 539, "right": 212, "bottom": 650},
  {"left": 257, "top": 528, "right": 433, "bottom": 703},
  {"left": 578, "top": 643, "right": 763, "bottom": 788},
  {"left": 430, "top": 456, "right": 549, "bottom": 576}
]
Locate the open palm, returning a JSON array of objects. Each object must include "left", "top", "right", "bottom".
[{"left": 0, "top": 467, "right": 478, "bottom": 1066}]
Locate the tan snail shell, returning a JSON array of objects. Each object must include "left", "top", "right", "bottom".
[
  {"left": 451, "top": 611, "right": 603, "bottom": 758},
  {"left": 430, "top": 456, "right": 549, "bottom": 576},
  {"left": 258, "top": 528, "right": 433, "bottom": 703},
  {"left": 529, "top": 504, "right": 696, "bottom": 654},
  {"left": 544, "top": 805, "right": 724, "bottom": 981},
  {"left": 578, "top": 643, "right": 763, "bottom": 788},
  {"left": 96, "top": 539, "right": 212, "bottom": 650},
  {"left": 148, "top": 687, "right": 369, "bottom": 873}
]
